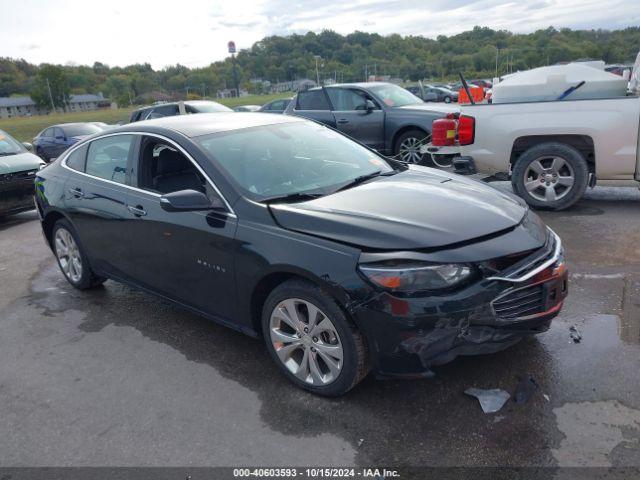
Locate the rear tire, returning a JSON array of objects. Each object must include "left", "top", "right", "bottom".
[
  {"left": 394, "top": 129, "right": 429, "bottom": 164},
  {"left": 52, "top": 219, "right": 106, "bottom": 290},
  {"left": 512, "top": 142, "right": 589, "bottom": 210},
  {"left": 262, "top": 279, "right": 369, "bottom": 396},
  {"left": 444, "top": 96, "right": 452, "bottom": 103}
]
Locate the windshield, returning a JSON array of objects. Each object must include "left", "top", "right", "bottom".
[
  {"left": 368, "top": 84, "right": 423, "bottom": 107},
  {"left": 64, "top": 124, "right": 103, "bottom": 137},
  {"left": 195, "top": 121, "right": 395, "bottom": 201},
  {"left": 0, "top": 130, "right": 24, "bottom": 156},
  {"left": 191, "top": 102, "right": 232, "bottom": 113}
]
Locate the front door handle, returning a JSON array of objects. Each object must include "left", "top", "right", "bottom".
[
  {"left": 127, "top": 204, "right": 147, "bottom": 217},
  {"left": 69, "top": 187, "right": 84, "bottom": 198},
  {"left": 337, "top": 119, "right": 349, "bottom": 125}
]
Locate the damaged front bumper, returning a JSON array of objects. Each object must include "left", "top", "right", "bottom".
[{"left": 352, "top": 230, "right": 568, "bottom": 377}]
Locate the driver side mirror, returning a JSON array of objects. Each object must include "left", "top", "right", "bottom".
[
  {"left": 365, "top": 99, "right": 376, "bottom": 113},
  {"left": 22, "top": 142, "right": 33, "bottom": 152},
  {"left": 160, "top": 189, "right": 223, "bottom": 212}
]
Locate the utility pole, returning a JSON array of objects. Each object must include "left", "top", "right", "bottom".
[
  {"left": 46, "top": 77, "right": 55, "bottom": 112},
  {"left": 231, "top": 53, "right": 239, "bottom": 97},
  {"left": 313, "top": 55, "right": 321, "bottom": 86}
]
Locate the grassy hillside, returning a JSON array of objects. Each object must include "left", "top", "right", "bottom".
[{"left": 0, "top": 93, "right": 292, "bottom": 142}]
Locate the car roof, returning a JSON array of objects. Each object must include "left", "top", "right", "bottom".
[{"left": 116, "top": 112, "right": 306, "bottom": 138}]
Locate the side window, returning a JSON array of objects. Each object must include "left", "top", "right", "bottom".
[
  {"left": 42, "top": 128, "right": 54, "bottom": 138},
  {"left": 326, "top": 88, "right": 369, "bottom": 111},
  {"left": 296, "top": 90, "right": 330, "bottom": 110},
  {"left": 147, "top": 105, "right": 179, "bottom": 119},
  {"left": 85, "top": 135, "right": 133, "bottom": 184},
  {"left": 65, "top": 145, "right": 87, "bottom": 172},
  {"left": 137, "top": 137, "right": 206, "bottom": 195}
]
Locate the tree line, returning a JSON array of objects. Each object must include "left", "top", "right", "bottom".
[{"left": 1, "top": 26, "right": 639, "bottom": 108}]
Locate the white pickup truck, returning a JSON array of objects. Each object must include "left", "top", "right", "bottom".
[{"left": 429, "top": 64, "right": 640, "bottom": 210}]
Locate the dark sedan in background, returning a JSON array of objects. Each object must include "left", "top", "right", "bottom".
[
  {"left": 407, "top": 85, "right": 459, "bottom": 103},
  {"left": 259, "top": 97, "right": 292, "bottom": 114},
  {"left": 284, "top": 82, "right": 457, "bottom": 163},
  {"left": 35, "top": 113, "right": 567, "bottom": 396},
  {"left": 129, "top": 100, "right": 232, "bottom": 122},
  {"left": 33, "top": 122, "right": 106, "bottom": 162},
  {"left": 0, "top": 128, "right": 45, "bottom": 217}
]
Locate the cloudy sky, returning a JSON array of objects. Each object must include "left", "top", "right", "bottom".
[{"left": 1, "top": 0, "right": 638, "bottom": 68}]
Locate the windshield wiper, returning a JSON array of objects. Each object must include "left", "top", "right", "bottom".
[
  {"left": 332, "top": 170, "right": 397, "bottom": 193},
  {"left": 0, "top": 152, "right": 18, "bottom": 157},
  {"left": 262, "top": 192, "right": 325, "bottom": 204}
]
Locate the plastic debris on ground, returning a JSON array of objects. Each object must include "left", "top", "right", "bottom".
[
  {"left": 569, "top": 325, "right": 582, "bottom": 343},
  {"left": 513, "top": 376, "right": 539, "bottom": 404},
  {"left": 464, "top": 388, "right": 510, "bottom": 414}
]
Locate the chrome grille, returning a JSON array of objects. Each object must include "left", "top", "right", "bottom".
[{"left": 492, "top": 284, "right": 545, "bottom": 319}]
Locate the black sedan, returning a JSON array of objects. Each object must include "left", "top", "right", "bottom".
[
  {"left": 35, "top": 113, "right": 567, "bottom": 396},
  {"left": 284, "top": 82, "right": 457, "bottom": 163},
  {"left": 33, "top": 122, "right": 106, "bottom": 162}
]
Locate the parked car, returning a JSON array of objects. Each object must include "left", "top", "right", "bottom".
[
  {"left": 233, "top": 105, "right": 262, "bottom": 112},
  {"left": 407, "top": 85, "right": 459, "bottom": 103},
  {"left": 259, "top": 98, "right": 292, "bottom": 114},
  {"left": 129, "top": 100, "right": 232, "bottom": 123},
  {"left": 431, "top": 89, "right": 640, "bottom": 209},
  {"left": 36, "top": 113, "right": 567, "bottom": 396},
  {"left": 0, "top": 129, "right": 45, "bottom": 217},
  {"left": 284, "top": 82, "right": 457, "bottom": 163},
  {"left": 33, "top": 123, "right": 104, "bottom": 162}
]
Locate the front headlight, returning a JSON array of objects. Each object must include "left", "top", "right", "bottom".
[{"left": 359, "top": 262, "right": 473, "bottom": 292}]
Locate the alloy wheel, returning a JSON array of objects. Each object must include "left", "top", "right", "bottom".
[
  {"left": 399, "top": 137, "right": 423, "bottom": 163},
  {"left": 523, "top": 156, "right": 575, "bottom": 203},
  {"left": 54, "top": 228, "right": 83, "bottom": 283},
  {"left": 269, "top": 298, "right": 343, "bottom": 386}
]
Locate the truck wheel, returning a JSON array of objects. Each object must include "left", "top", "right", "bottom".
[
  {"left": 394, "top": 129, "right": 429, "bottom": 164},
  {"left": 512, "top": 142, "right": 589, "bottom": 210}
]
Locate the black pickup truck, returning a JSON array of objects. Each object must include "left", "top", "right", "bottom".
[{"left": 284, "top": 82, "right": 456, "bottom": 163}]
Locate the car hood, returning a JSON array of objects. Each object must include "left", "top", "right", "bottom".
[
  {"left": 396, "top": 103, "right": 460, "bottom": 115},
  {"left": 269, "top": 167, "right": 528, "bottom": 250},
  {"left": 0, "top": 151, "right": 43, "bottom": 174}
]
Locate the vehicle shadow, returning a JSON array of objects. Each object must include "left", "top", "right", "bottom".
[
  {"left": 29, "top": 266, "right": 558, "bottom": 467},
  {"left": 0, "top": 209, "right": 38, "bottom": 232}
]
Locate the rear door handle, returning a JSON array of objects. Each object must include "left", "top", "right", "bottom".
[
  {"left": 69, "top": 187, "right": 84, "bottom": 198},
  {"left": 337, "top": 119, "right": 349, "bottom": 125},
  {"left": 127, "top": 205, "right": 147, "bottom": 217}
]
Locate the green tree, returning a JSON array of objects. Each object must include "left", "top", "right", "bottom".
[{"left": 30, "top": 64, "right": 70, "bottom": 110}]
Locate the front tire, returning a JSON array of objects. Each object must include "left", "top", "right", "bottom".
[
  {"left": 444, "top": 96, "right": 452, "bottom": 103},
  {"left": 262, "top": 280, "right": 369, "bottom": 396},
  {"left": 52, "top": 219, "right": 106, "bottom": 290},
  {"left": 394, "top": 129, "right": 429, "bottom": 164},
  {"left": 512, "top": 142, "right": 589, "bottom": 210}
]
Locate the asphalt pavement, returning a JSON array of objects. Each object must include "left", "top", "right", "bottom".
[{"left": 0, "top": 183, "right": 639, "bottom": 469}]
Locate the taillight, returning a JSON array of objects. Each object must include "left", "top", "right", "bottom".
[
  {"left": 431, "top": 118, "right": 457, "bottom": 146},
  {"left": 458, "top": 115, "right": 475, "bottom": 145}
]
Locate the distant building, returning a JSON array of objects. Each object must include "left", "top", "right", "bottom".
[
  {"left": 270, "top": 79, "right": 316, "bottom": 94},
  {"left": 68, "top": 93, "right": 109, "bottom": 112},
  {"left": 0, "top": 93, "right": 109, "bottom": 119},
  {"left": 0, "top": 97, "right": 45, "bottom": 119}
]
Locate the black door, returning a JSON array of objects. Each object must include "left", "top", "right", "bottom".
[
  {"left": 289, "top": 89, "right": 336, "bottom": 127},
  {"left": 126, "top": 136, "right": 238, "bottom": 322},
  {"left": 325, "top": 87, "right": 385, "bottom": 151},
  {"left": 63, "top": 135, "right": 136, "bottom": 280}
]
